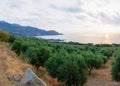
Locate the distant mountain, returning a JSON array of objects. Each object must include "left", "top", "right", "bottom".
[{"left": 0, "top": 21, "right": 62, "bottom": 37}]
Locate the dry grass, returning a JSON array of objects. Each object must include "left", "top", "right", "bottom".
[
  {"left": 0, "top": 43, "right": 64, "bottom": 86},
  {"left": 0, "top": 44, "right": 33, "bottom": 86},
  {"left": 39, "top": 67, "right": 65, "bottom": 86}
]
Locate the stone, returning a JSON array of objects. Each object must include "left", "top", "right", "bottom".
[
  {"left": 13, "top": 75, "right": 21, "bottom": 82},
  {"left": 20, "top": 68, "right": 46, "bottom": 86},
  {"left": 7, "top": 75, "right": 13, "bottom": 81}
]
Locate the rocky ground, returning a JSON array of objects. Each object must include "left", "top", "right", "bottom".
[{"left": 0, "top": 43, "right": 32, "bottom": 86}]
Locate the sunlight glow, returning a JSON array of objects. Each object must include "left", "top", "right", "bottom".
[
  {"left": 105, "top": 33, "right": 109, "bottom": 38},
  {"left": 104, "top": 32, "right": 111, "bottom": 44}
]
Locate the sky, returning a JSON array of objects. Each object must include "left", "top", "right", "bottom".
[{"left": 0, "top": 0, "right": 120, "bottom": 35}]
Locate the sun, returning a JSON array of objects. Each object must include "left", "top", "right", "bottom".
[
  {"left": 103, "top": 32, "right": 111, "bottom": 44},
  {"left": 105, "top": 33, "right": 109, "bottom": 38}
]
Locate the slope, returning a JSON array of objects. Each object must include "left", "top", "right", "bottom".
[{"left": 0, "top": 43, "right": 32, "bottom": 86}]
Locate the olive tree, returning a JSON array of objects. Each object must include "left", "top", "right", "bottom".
[
  {"left": 82, "top": 51, "right": 103, "bottom": 74},
  {"left": 111, "top": 53, "right": 120, "bottom": 81},
  {"left": 26, "top": 47, "right": 51, "bottom": 69},
  {"left": 45, "top": 52, "right": 87, "bottom": 86}
]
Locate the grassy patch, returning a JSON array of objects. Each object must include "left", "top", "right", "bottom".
[
  {"left": 18, "top": 53, "right": 29, "bottom": 63},
  {"left": 0, "top": 41, "right": 3, "bottom": 46},
  {"left": 33, "top": 69, "right": 42, "bottom": 78}
]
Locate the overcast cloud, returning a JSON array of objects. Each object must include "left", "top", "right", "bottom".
[{"left": 0, "top": 0, "right": 120, "bottom": 34}]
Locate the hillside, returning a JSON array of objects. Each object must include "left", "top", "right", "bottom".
[
  {"left": 0, "top": 43, "right": 32, "bottom": 86},
  {"left": 0, "top": 43, "right": 64, "bottom": 86},
  {"left": 0, "top": 21, "right": 62, "bottom": 36}
]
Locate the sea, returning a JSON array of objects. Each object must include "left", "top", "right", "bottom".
[{"left": 35, "top": 33, "right": 120, "bottom": 44}]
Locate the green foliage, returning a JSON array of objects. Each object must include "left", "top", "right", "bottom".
[
  {"left": 11, "top": 40, "right": 22, "bottom": 55},
  {"left": 0, "top": 30, "right": 10, "bottom": 42},
  {"left": 101, "top": 55, "right": 108, "bottom": 64},
  {"left": 25, "top": 46, "right": 51, "bottom": 69},
  {"left": 100, "top": 48, "right": 113, "bottom": 58},
  {"left": 37, "top": 47, "right": 52, "bottom": 66},
  {"left": 111, "top": 53, "right": 120, "bottom": 81},
  {"left": 9, "top": 35, "right": 16, "bottom": 43},
  {"left": 45, "top": 52, "right": 87, "bottom": 86},
  {"left": 20, "top": 42, "right": 29, "bottom": 53},
  {"left": 82, "top": 51, "right": 103, "bottom": 74},
  {"left": 10, "top": 35, "right": 115, "bottom": 85},
  {"left": 27, "top": 47, "right": 39, "bottom": 68}
]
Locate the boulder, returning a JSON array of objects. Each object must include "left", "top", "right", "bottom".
[{"left": 20, "top": 68, "right": 46, "bottom": 86}]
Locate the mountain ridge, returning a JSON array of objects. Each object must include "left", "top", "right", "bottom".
[{"left": 0, "top": 21, "right": 62, "bottom": 37}]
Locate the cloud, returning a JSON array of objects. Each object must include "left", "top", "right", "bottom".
[
  {"left": 0, "top": 0, "right": 120, "bottom": 34},
  {"left": 98, "top": 12, "right": 120, "bottom": 26},
  {"left": 76, "top": 15, "right": 86, "bottom": 20},
  {"left": 50, "top": 4, "right": 82, "bottom": 13}
]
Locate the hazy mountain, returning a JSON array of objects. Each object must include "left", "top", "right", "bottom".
[{"left": 0, "top": 21, "right": 62, "bottom": 36}]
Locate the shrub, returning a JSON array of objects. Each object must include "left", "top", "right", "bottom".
[
  {"left": 45, "top": 52, "right": 87, "bottom": 86},
  {"left": 12, "top": 40, "right": 22, "bottom": 55},
  {"left": 9, "top": 35, "right": 16, "bottom": 43},
  {"left": 0, "top": 30, "right": 10, "bottom": 42},
  {"left": 26, "top": 47, "right": 51, "bottom": 69},
  {"left": 100, "top": 48, "right": 113, "bottom": 58},
  {"left": 82, "top": 51, "right": 103, "bottom": 74},
  {"left": 111, "top": 53, "right": 120, "bottom": 81}
]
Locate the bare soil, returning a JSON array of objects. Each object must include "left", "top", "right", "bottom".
[{"left": 86, "top": 57, "right": 120, "bottom": 86}]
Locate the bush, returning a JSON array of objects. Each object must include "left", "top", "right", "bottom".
[
  {"left": 100, "top": 48, "right": 113, "bottom": 58},
  {"left": 12, "top": 40, "right": 22, "bottom": 55},
  {"left": 45, "top": 52, "right": 87, "bottom": 86},
  {"left": 82, "top": 51, "right": 103, "bottom": 74},
  {"left": 9, "top": 35, "right": 16, "bottom": 43},
  {"left": 20, "top": 42, "right": 29, "bottom": 53},
  {"left": 26, "top": 47, "right": 51, "bottom": 69},
  {"left": 0, "top": 30, "right": 10, "bottom": 42},
  {"left": 111, "top": 53, "right": 120, "bottom": 81}
]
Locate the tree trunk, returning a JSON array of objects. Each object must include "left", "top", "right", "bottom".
[{"left": 89, "top": 68, "right": 92, "bottom": 74}]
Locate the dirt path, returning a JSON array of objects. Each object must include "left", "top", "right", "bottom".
[{"left": 86, "top": 57, "right": 120, "bottom": 86}]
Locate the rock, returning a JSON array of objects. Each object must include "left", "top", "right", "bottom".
[
  {"left": 7, "top": 49, "right": 11, "bottom": 55},
  {"left": 7, "top": 75, "right": 13, "bottom": 81},
  {"left": 13, "top": 75, "right": 21, "bottom": 82},
  {"left": 20, "top": 68, "right": 46, "bottom": 86}
]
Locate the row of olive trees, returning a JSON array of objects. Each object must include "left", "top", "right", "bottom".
[
  {"left": 45, "top": 47, "right": 113, "bottom": 86},
  {"left": 9, "top": 35, "right": 114, "bottom": 86},
  {"left": 1, "top": 30, "right": 119, "bottom": 85},
  {"left": 111, "top": 48, "right": 120, "bottom": 81},
  {"left": 10, "top": 37, "right": 52, "bottom": 69}
]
